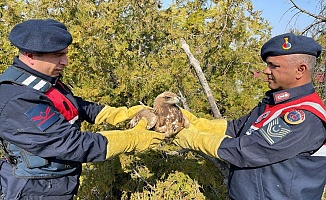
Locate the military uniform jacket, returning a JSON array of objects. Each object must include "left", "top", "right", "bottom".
[
  {"left": 0, "top": 57, "right": 107, "bottom": 198},
  {"left": 218, "top": 83, "right": 326, "bottom": 200}
]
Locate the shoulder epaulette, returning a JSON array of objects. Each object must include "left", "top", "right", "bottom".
[{"left": 0, "top": 66, "right": 52, "bottom": 92}]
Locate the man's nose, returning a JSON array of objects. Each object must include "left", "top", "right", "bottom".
[
  {"left": 262, "top": 65, "right": 271, "bottom": 74},
  {"left": 60, "top": 55, "right": 68, "bottom": 66}
]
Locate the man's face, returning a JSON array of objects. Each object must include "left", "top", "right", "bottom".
[
  {"left": 32, "top": 48, "right": 68, "bottom": 77},
  {"left": 263, "top": 55, "right": 299, "bottom": 90}
]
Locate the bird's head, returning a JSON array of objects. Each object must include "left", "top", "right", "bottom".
[{"left": 154, "top": 91, "right": 180, "bottom": 107}]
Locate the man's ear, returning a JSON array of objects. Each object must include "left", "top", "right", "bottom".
[
  {"left": 296, "top": 63, "right": 308, "bottom": 78},
  {"left": 23, "top": 52, "right": 36, "bottom": 65}
]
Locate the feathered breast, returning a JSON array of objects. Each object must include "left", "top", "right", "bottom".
[{"left": 126, "top": 91, "right": 189, "bottom": 138}]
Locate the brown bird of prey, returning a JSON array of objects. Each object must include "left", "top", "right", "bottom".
[{"left": 126, "top": 91, "right": 190, "bottom": 138}]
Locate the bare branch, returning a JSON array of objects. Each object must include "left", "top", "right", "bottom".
[
  {"left": 180, "top": 38, "right": 222, "bottom": 119},
  {"left": 284, "top": 0, "right": 326, "bottom": 34},
  {"left": 290, "top": 0, "right": 326, "bottom": 21},
  {"left": 302, "top": 20, "right": 324, "bottom": 35}
]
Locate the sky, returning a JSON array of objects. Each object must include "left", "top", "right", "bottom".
[{"left": 162, "top": 0, "right": 321, "bottom": 36}]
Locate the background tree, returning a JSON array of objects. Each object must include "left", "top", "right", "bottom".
[{"left": 0, "top": 0, "right": 271, "bottom": 199}]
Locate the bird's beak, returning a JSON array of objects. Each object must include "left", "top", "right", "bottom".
[{"left": 174, "top": 96, "right": 180, "bottom": 104}]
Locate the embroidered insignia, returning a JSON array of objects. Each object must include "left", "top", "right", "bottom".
[
  {"left": 255, "top": 111, "right": 271, "bottom": 124},
  {"left": 282, "top": 37, "right": 291, "bottom": 50},
  {"left": 259, "top": 117, "right": 291, "bottom": 145},
  {"left": 274, "top": 92, "right": 290, "bottom": 103},
  {"left": 284, "top": 110, "right": 305, "bottom": 125},
  {"left": 25, "top": 104, "right": 60, "bottom": 131}
]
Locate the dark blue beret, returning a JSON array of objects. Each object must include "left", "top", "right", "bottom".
[
  {"left": 261, "top": 33, "right": 322, "bottom": 61},
  {"left": 9, "top": 19, "right": 72, "bottom": 53}
]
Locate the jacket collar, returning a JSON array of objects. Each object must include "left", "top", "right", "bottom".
[{"left": 263, "top": 83, "right": 315, "bottom": 105}]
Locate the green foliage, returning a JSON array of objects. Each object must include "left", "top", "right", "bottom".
[
  {"left": 77, "top": 146, "right": 228, "bottom": 200},
  {"left": 0, "top": 0, "right": 272, "bottom": 199}
]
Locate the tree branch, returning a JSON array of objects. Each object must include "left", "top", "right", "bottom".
[
  {"left": 290, "top": 0, "right": 326, "bottom": 21},
  {"left": 180, "top": 38, "right": 222, "bottom": 119}
]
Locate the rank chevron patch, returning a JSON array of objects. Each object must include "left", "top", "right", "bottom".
[{"left": 259, "top": 117, "right": 292, "bottom": 145}]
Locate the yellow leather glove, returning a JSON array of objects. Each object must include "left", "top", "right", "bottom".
[
  {"left": 173, "top": 128, "right": 230, "bottom": 158},
  {"left": 99, "top": 118, "right": 165, "bottom": 159},
  {"left": 95, "top": 105, "right": 146, "bottom": 125},
  {"left": 180, "top": 108, "right": 227, "bottom": 134}
]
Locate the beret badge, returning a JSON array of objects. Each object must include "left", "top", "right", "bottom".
[{"left": 282, "top": 37, "right": 291, "bottom": 50}]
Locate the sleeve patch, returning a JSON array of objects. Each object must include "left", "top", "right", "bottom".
[
  {"left": 259, "top": 117, "right": 291, "bottom": 145},
  {"left": 283, "top": 109, "right": 305, "bottom": 125},
  {"left": 25, "top": 104, "right": 60, "bottom": 131}
]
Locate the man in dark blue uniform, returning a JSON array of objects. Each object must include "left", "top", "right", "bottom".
[
  {"left": 0, "top": 19, "right": 165, "bottom": 199},
  {"left": 174, "top": 33, "right": 326, "bottom": 199}
]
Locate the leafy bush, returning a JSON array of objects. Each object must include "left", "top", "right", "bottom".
[{"left": 77, "top": 146, "right": 228, "bottom": 199}]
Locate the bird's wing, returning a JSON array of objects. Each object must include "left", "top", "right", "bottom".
[{"left": 126, "top": 109, "right": 158, "bottom": 130}]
